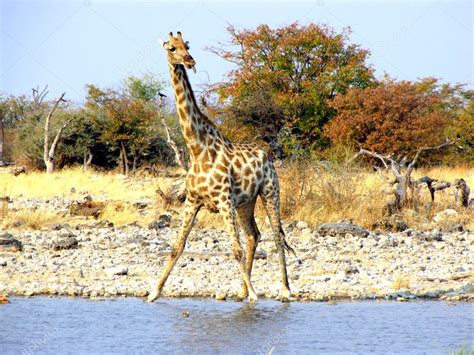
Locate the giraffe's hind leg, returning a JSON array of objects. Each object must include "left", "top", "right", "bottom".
[
  {"left": 260, "top": 171, "right": 292, "bottom": 302},
  {"left": 236, "top": 200, "right": 260, "bottom": 300},
  {"left": 147, "top": 199, "right": 201, "bottom": 302}
]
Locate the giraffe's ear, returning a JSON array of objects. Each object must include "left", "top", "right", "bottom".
[
  {"left": 159, "top": 39, "right": 165, "bottom": 46},
  {"left": 184, "top": 41, "right": 190, "bottom": 50}
]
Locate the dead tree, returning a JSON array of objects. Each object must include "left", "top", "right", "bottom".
[
  {"left": 161, "top": 118, "right": 188, "bottom": 171},
  {"left": 83, "top": 149, "right": 93, "bottom": 171},
  {"left": 413, "top": 176, "right": 451, "bottom": 207},
  {"left": 43, "top": 92, "right": 69, "bottom": 173},
  {"left": 352, "top": 139, "right": 456, "bottom": 214},
  {"left": 32, "top": 85, "right": 49, "bottom": 109}
]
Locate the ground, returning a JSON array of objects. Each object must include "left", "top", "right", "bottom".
[{"left": 0, "top": 166, "right": 473, "bottom": 302}]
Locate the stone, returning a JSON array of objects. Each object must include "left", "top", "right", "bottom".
[
  {"left": 0, "top": 233, "right": 22, "bottom": 252},
  {"left": 51, "top": 223, "right": 70, "bottom": 231},
  {"left": 148, "top": 214, "right": 172, "bottom": 230},
  {"left": 254, "top": 248, "right": 267, "bottom": 260},
  {"left": 12, "top": 220, "right": 25, "bottom": 228},
  {"left": 317, "top": 223, "right": 369, "bottom": 238},
  {"left": 433, "top": 209, "right": 458, "bottom": 223},
  {"left": 133, "top": 290, "right": 148, "bottom": 297},
  {"left": 295, "top": 221, "right": 309, "bottom": 230},
  {"left": 215, "top": 292, "right": 227, "bottom": 301},
  {"left": 105, "top": 266, "right": 128, "bottom": 277},
  {"left": 50, "top": 234, "right": 78, "bottom": 251},
  {"left": 0, "top": 258, "right": 6, "bottom": 267},
  {"left": 69, "top": 200, "right": 105, "bottom": 218},
  {"left": 133, "top": 201, "right": 149, "bottom": 210}
]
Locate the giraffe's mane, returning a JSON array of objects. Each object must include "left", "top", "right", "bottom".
[{"left": 174, "top": 64, "right": 217, "bottom": 129}]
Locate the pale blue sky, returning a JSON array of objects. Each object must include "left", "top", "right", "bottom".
[{"left": 1, "top": 0, "right": 472, "bottom": 103}]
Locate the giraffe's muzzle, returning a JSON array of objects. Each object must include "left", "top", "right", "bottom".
[{"left": 184, "top": 55, "right": 196, "bottom": 72}]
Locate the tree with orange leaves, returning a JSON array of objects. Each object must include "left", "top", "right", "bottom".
[
  {"left": 325, "top": 77, "right": 472, "bottom": 161},
  {"left": 208, "top": 23, "right": 374, "bottom": 157}
]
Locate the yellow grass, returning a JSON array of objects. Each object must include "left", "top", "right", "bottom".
[
  {"left": 2, "top": 208, "right": 63, "bottom": 230},
  {"left": 0, "top": 166, "right": 165, "bottom": 200},
  {"left": 0, "top": 165, "right": 472, "bottom": 231}
]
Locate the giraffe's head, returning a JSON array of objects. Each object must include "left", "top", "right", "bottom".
[{"left": 161, "top": 31, "right": 196, "bottom": 73}]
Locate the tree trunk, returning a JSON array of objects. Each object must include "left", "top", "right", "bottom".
[
  {"left": 43, "top": 92, "right": 67, "bottom": 173},
  {"left": 83, "top": 149, "right": 93, "bottom": 171},
  {"left": 45, "top": 160, "right": 55, "bottom": 174},
  {"left": 132, "top": 154, "right": 138, "bottom": 173},
  {"left": 162, "top": 119, "right": 188, "bottom": 171},
  {"left": 120, "top": 141, "right": 129, "bottom": 175}
]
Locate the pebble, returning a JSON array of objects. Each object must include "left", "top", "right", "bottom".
[
  {"left": 0, "top": 219, "right": 472, "bottom": 302},
  {"left": 215, "top": 292, "right": 227, "bottom": 301},
  {"left": 105, "top": 266, "right": 128, "bottom": 277}
]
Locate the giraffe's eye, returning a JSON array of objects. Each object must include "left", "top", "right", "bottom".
[{"left": 169, "top": 47, "right": 176, "bottom": 52}]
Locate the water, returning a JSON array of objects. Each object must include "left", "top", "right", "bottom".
[{"left": 1, "top": 297, "right": 473, "bottom": 354}]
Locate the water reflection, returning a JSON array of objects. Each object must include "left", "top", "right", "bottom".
[
  {"left": 171, "top": 300, "right": 291, "bottom": 353},
  {"left": 0, "top": 297, "right": 472, "bottom": 354}
]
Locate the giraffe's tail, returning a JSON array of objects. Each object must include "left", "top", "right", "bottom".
[{"left": 280, "top": 226, "right": 297, "bottom": 258}]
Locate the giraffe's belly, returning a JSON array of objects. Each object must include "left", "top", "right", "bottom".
[{"left": 186, "top": 173, "right": 260, "bottom": 213}]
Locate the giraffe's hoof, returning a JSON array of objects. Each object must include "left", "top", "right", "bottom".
[
  {"left": 147, "top": 290, "right": 160, "bottom": 303},
  {"left": 279, "top": 289, "right": 291, "bottom": 303},
  {"left": 248, "top": 293, "right": 258, "bottom": 303}
]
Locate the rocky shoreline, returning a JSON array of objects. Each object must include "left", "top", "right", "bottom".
[{"left": 1, "top": 218, "right": 473, "bottom": 302}]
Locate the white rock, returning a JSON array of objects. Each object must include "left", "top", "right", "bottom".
[
  {"left": 296, "top": 221, "right": 309, "bottom": 230},
  {"left": 433, "top": 209, "right": 458, "bottom": 223}
]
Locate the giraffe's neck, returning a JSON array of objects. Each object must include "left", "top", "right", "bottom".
[{"left": 168, "top": 63, "right": 221, "bottom": 161}]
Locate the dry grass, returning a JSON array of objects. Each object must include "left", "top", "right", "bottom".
[
  {"left": 0, "top": 166, "right": 179, "bottom": 229},
  {"left": 278, "top": 163, "right": 473, "bottom": 230},
  {"left": 99, "top": 201, "right": 155, "bottom": 227},
  {"left": 0, "top": 164, "right": 472, "bottom": 231},
  {"left": 278, "top": 162, "right": 388, "bottom": 228},
  {"left": 0, "top": 166, "right": 169, "bottom": 201},
  {"left": 2, "top": 208, "right": 64, "bottom": 230}
]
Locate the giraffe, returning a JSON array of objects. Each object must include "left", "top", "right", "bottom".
[{"left": 147, "top": 32, "right": 295, "bottom": 303}]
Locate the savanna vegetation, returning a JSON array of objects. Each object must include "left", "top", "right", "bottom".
[{"left": 0, "top": 22, "right": 472, "bottom": 231}]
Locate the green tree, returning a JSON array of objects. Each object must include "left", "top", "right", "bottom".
[
  {"left": 125, "top": 74, "right": 164, "bottom": 103},
  {"left": 85, "top": 74, "right": 170, "bottom": 174}
]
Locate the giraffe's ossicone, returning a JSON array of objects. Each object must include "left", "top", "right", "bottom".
[{"left": 147, "top": 31, "right": 295, "bottom": 303}]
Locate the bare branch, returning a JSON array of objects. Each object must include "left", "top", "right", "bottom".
[
  {"left": 32, "top": 85, "right": 49, "bottom": 107},
  {"left": 43, "top": 93, "right": 66, "bottom": 163},
  {"left": 43, "top": 92, "right": 66, "bottom": 173},
  {"left": 162, "top": 119, "right": 188, "bottom": 171},
  {"left": 407, "top": 138, "right": 456, "bottom": 176},
  {"left": 352, "top": 148, "right": 402, "bottom": 179},
  {"left": 48, "top": 118, "right": 72, "bottom": 159},
  {"left": 351, "top": 148, "right": 389, "bottom": 169}
]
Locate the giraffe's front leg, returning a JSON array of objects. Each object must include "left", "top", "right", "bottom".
[
  {"left": 220, "top": 201, "right": 258, "bottom": 302},
  {"left": 147, "top": 200, "right": 201, "bottom": 303}
]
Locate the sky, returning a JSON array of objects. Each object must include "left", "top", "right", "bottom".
[{"left": 1, "top": 0, "right": 472, "bottom": 103}]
